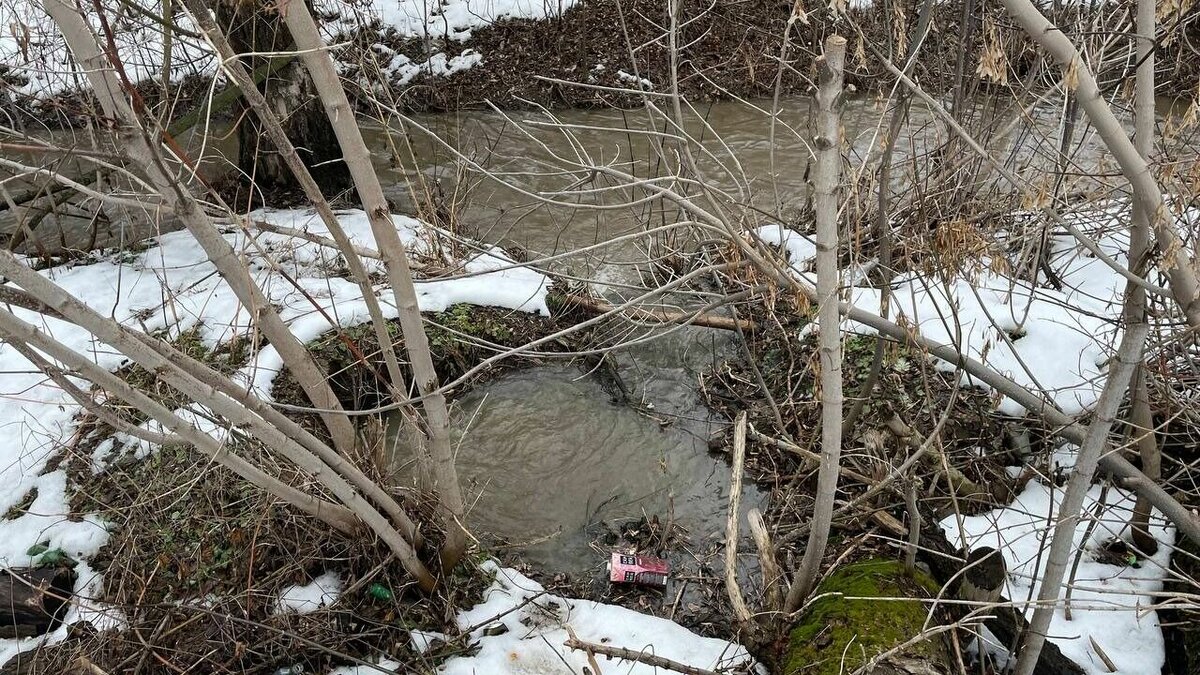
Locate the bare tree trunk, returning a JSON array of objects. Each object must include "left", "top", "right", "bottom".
[
  {"left": 1011, "top": 323, "right": 1150, "bottom": 675},
  {"left": 785, "top": 34, "right": 846, "bottom": 613},
  {"left": 182, "top": 0, "right": 420, "bottom": 474},
  {"left": 280, "top": 1, "right": 469, "bottom": 572},
  {"left": 1127, "top": 0, "right": 1161, "bottom": 556},
  {"left": 997, "top": 0, "right": 1200, "bottom": 329},
  {"left": 211, "top": 0, "right": 351, "bottom": 197},
  {"left": 1128, "top": 370, "right": 1160, "bottom": 553},
  {"left": 43, "top": 0, "right": 357, "bottom": 455},
  {"left": 0, "top": 249, "right": 436, "bottom": 590},
  {"left": 0, "top": 324, "right": 359, "bottom": 534}
]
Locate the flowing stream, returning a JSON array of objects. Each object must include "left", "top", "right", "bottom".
[
  {"left": 4, "top": 95, "right": 1178, "bottom": 575},
  {"left": 408, "top": 328, "right": 766, "bottom": 572}
]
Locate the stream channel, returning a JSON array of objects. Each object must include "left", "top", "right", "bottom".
[
  {"left": 366, "top": 97, "right": 1101, "bottom": 575},
  {"left": 2, "top": 96, "right": 1151, "bottom": 581}
]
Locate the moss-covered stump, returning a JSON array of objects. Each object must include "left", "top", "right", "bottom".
[{"left": 785, "top": 559, "right": 952, "bottom": 675}]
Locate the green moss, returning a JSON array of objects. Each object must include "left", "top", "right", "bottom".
[
  {"left": 426, "top": 303, "right": 514, "bottom": 348},
  {"left": 785, "top": 559, "right": 946, "bottom": 675},
  {"left": 284, "top": 304, "right": 558, "bottom": 414}
]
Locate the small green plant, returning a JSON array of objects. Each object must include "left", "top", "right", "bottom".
[{"left": 27, "top": 543, "right": 75, "bottom": 567}]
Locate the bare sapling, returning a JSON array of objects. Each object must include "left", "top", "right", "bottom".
[
  {"left": 1126, "top": 0, "right": 1161, "bottom": 556},
  {"left": 785, "top": 34, "right": 847, "bottom": 613},
  {"left": 41, "top": 0, "right": 357, "bottom": 455},
  {"left": 0, "top": 249, "right": 437, "bottom": 590},
  {"left": 279, "top": 0, "right": 469, "bottom": 572},
  {"left": 179, "top": 0, "right": 428, "bottom": 540},
  {"left": 0, "top": 315, "right": 360, "bottom": 535},
  {"left": 1011, "top": 322, "right": 1150, "bottom": 675}
]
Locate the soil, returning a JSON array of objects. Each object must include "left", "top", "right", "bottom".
[
  {"left": 9, "top": 0, "right": 1197, "bottom": 131},
  {"left": 341, "top": 0, "right": 1200, "bottom": 112}
]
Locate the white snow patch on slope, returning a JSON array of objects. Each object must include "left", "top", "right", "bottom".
[
  {"left": 277, "top": 571, "right": 344, "bottom": 614},
  {"left": 440, "top": 561, "right": 761, "bottom": 675},
  {"left": 940, "top": 479, "right": 1173, "bottom": 675},
  {"left": 320, "top": 562, "right": 757, "bottom": 674},
  {"left": 753, "top": 204, "right": 1181, "bottom": 416},
  {"left": 0, "top": 209, "right": 547, "bottom": 666},
  {"left": 368, "top": 0, "right": 576, "bottom": 42},
  {"left": 2, "top": 0, "right": 571, "bottom": 97},
  {"left": 0, "top": 0, "right": 212, "bottom": 96},
  {"left": 373, "top": 48, "right": 483, "bottom": 86}
]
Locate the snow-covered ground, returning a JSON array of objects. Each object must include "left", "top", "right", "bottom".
[
  {"left": 0, "top": 209, "right": 548, "bottom": 664},
  {"left": 941, "top": 479, "right": 1173, "bottom": 675},
  {"left": 754, "top": 204, "right": 1160, "bottom": 416},
  {"left": 431, "top": 561, "right": 758, "bottom": 675},
  {"left": 755, "top": 205, "right": 1180, "bottom": 673},
  {"left": 0, "top": 0, "right": 578, "bottom": 98},
  {"left": 266, "top": 561, "right": 761, "bottom": 675}
]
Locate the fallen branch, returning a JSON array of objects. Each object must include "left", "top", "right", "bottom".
[
  {"left": 747, "top": 507, "right": 784, "bottom": 613},
  {"left": 563, "top": 636, "right": 724, "bottom": 675},
  {"left": 562, "top": 293, "right": 756, "bottom": 332},
  {"left": 0, "top": 567, "right": 74, "bottom": 639},
  {"left": 724, "top": 411, "right": 753, "bottom": 625},
  {"left": 886, "top": 415, "right": 986, "bottom": 500},
  {"left": 746, "top": 426, "right": 874, "bottom": 485}
]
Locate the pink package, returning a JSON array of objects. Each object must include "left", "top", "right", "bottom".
[{"left": 608, "top": 552, "right": 669, "bottom": 587}]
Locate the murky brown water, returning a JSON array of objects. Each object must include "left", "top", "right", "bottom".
[
  {"left": 3, "top": 95, "right": 1186, "bottom": 573},
  {"left": 364, "top": 95, "right": 1166, "bottom": 259},
  {"left": 388, "top": 325, "right": 765, "bottom": 571},
  {"left": 5, "top": 94, "right": 1176, "bottom": 256}
]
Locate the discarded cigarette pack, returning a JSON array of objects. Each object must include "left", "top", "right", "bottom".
[{"left": 608, "top": 552, "right": 669, "bottom": 587}]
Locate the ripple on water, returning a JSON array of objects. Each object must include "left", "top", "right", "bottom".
[{"left": 391, "top": 363, "right": 763, "bottom": 572}]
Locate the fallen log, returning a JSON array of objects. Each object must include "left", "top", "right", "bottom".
[{"left": 0, "top": 567, "right": 75, "bottom": 639}]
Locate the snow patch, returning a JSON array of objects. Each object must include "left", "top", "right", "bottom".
[
  {"left": 940, "top": 479, "right": 1173, "bottom": 675},
  {"left": 753, "top": 204, "right": 1181, "bottom": 416},
  {"left": 408, "top": 629, "right": 446, "bottom": 653},
  {"left": 441, "top": 561, "right": 761, "bottom": 674},
  {"left": 617, "top": 69, "right": 654, "bottom": 90},
  {"left": 2, "top": 0, "right": 565, "bottom": 98},
  {"left": 369, "top": 0, "right": 577, "bottom": 42},
  {"left": 277, "top": 571, "right": 344, "bottom": 614},
  {"left": 0, "top": 208, "right": 549, "bottom": 668}
]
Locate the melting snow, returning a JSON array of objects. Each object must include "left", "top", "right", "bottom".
[
  {"left": 1, "top": 0, "right": 573, "bottom": 97},
  {"left": 0, "top": 209, "right": 548, "bottom": 666},
  {"left": 940, "top": 479, "right": 1173, "bottom": 675},
  {"left": 317, "top": 562, "right": 759, "bottom": 674},
  {"left": 753, "top": 204, "right": 1179, "bottom": 416},
  {"left": 441, "top": 562, "right": 759, "bottom": 675},
  {"left": 277, "top": 571, "right": 344, "bottom": 614}
]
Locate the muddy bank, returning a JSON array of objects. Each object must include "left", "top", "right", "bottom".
[
  {"left": 8, "top": 0, "right": 1196, "bottom": 131},
  {"left": 348, "top": 0, "right": 1200, "bottom": 112}
]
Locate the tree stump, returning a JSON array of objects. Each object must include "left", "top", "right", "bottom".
[{"left": 0, "top": 567, "right": 75, "bottom": 639}]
